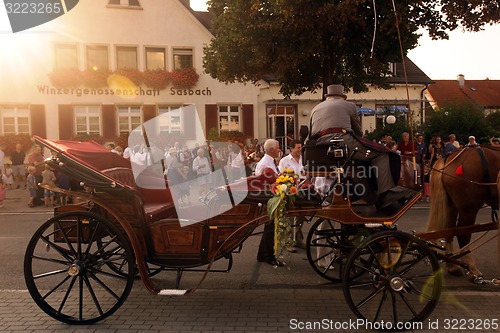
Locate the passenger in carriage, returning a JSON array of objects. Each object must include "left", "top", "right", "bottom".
[
  {"left": 309, "top": 84, "right": 411, "bottom": 210},
  {"left": 255, "top": 139, "right": 285, "bottom": 267}
]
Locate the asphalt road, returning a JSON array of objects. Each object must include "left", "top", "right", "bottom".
[
  {"left": 0, "top": 199, "right": 499, "bottom": 333},
  {"left": 0, "top": 204, "right": 497, "bottom": 292}
]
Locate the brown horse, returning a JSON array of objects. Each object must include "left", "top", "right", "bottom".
[{"left": 426, "top": 146, "right": 500, "bottom": 279}]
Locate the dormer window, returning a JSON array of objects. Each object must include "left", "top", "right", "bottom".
[
  {"left": 387, "top": 62, "right": 397, "bottom": 77},
  {"left": 107, "top": 0, "right": 142, "bottom": 9}
]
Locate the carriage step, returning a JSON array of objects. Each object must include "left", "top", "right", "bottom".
[{"left": 158, "top": 289, "right": 188, "bottom": 296}]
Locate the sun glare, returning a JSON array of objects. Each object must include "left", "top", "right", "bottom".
[{"left": 0, "top": 32, "right": 53, "bottom": 83}]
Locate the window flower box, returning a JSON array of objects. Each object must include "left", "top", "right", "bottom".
[
  {"left": 143, "top": 69, "right": 170, "bottom": 90},
  {"left": 170, "top": 68, "right": 199, "bottom": 89},
  {"left": 49, "top": 69, "right": 82, "bottom": 88}
]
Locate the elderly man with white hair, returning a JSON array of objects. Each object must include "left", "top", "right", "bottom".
[
  {"left": 254, "top": 139, "right": 280, "bottom": 176},
  {"left": 254, "top": 138, "right": 284, "bottom": 267}
]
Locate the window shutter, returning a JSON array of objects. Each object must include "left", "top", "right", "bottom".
[
  {"left": 183, "top": 106, "right": 196, "bottom": 139},
  {"left": 58, "top": 105, "right": 74, "bottom": 140},
  {"left": 241, "top": 104, "right": 254, "bottom": 138},
  {"left": 30, "top": 105, "right": 46, "bottom": 138},
  {"left": 101, "top": 104, "right": 116, "bottom": 140},
  {"left": 205, "top": 104, "right": 218, "bottom": 136}
]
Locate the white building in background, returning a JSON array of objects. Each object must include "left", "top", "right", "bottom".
[
  {"left": 0, "top": 0, "right": 259, "bottom": 143},
  {"left": 0, "top": 0, "right": 432, "bottom": 146}
]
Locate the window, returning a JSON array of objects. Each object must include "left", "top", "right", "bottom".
[
  {"left": 145, "top": 47, "right": 166, "bottom": 70},
  {"left": 219, "top": 105, "right": 240, "bottom": 132},
  {"left": 108, "top": 0, "right": 141, "bottom": 7},
  {"left": 55, "top": 44, "right": 78, "bottom": 70},
  {"left": 266, "top": 105, "right": 295, "bottom": 149},
  {"left": 158, "top": 105, "right": 183, "bottom": 134},
  {"left": 87, "top": 45, "right": 109, "bottom": 70},
  {"left": 387, "top": 62, "right": 397, "bottom": 77},
  {"left": 118, "top": 106, "right": 141, "bottom": 134},
  {"left": 74, "top": 105, "right": 101, "bottom": 135},
  {"left": 173, "top": 48, "right": 193, "bottom": 70},
  {"left": 116, "top": 46, "right": 138, "bottom": 69},
  {"left": 1, "top": 106, "right": 30, "bottom": 135}
]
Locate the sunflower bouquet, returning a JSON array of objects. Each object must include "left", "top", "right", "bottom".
[{"left": 267, "top": 168, "right": 300, "bottom": 257}]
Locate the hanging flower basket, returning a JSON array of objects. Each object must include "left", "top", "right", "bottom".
[
  {"left": 170, "top": 68, "right": 199, "bottom": 89},
  {"left": 81, "top": 69, "right": 111, "bottom": 88},
  {"left": 49, "top": 69, "right": 82, "bottom": 88},
  {"left": 70, "top": 133, "right": 105, "bottom": 145},
  {"left": 114, "top": 68, "right": 144, "bottom": 86},
  {"left": 143, "top": 69, "right": 171, "bottom": 90}
]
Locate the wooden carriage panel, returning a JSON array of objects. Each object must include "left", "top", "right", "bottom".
[
  {"left": 206, "top": 226, "right": 252, "bottom": 259},
  {"left": 210, "top": 203, "right": 262, "bottom": 223},
  {"left": 205, "top": 203, "right": 262, "bottom": 257},
  {"left": 150, "top": 219, "right": 206, "bottom": 255}
]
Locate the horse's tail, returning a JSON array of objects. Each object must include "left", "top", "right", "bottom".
[{"left": 426, "top": 158, "right": 455, "bottom": 233}]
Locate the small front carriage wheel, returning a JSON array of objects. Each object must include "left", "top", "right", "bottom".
[
  {"left": 342, "top": 230, "right": 442, "bottom": 330},
  {"left": 306, "top": 218, "right": 370, "bottom": 282},
  {"left": 24, "top": 211, "right": 135, "bottom": 324}
]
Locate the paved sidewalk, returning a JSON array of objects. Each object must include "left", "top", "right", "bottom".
[
  {"left": 0, "top": 287, "right": 499, "bottom": 333},
  {"left": 3, "top": 188, "right": 498, "bottom": 333},
  {"left": 1, "top": 187, "right": 55, "bottom": 213}
]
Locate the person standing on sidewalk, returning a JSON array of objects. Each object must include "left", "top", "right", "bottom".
[
  {"left": 26, "top": 166, "right": 37, "bottom": 208},
  {"left": 28, "top": 145, "right": 45, "bottom": 205},
  {"left": 0, "top": 144, "right": 5, "bottom": 174},
  {"left": 255, "top": 139, "right": 285, "bottom": 267},
  {"left": 41, "top": 165, "right": 56, "bottom": 207},
  {"left": 10, "top": 143, "right": 26, "bottom": 189},
  {"left": 0, "top": 169, "right": 6, "bottom": 207}
]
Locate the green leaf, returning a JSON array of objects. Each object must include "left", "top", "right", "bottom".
[{"left": 267, "top": 196, "right": 282, "bottom": 220}]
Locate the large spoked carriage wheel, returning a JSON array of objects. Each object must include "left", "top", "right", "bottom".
[
  {"left": 24, "top": 211, "right": 135, "bottom": 324},
  {"left": 343, "top": 231, "right": 442, "bottom": 329},
  {"left": 306, "top": 218, "right": 371, "bottom": 282}
]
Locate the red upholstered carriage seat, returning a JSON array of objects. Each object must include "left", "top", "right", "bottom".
[
  {"left": 226, "top": 168, "right": 277, "bottom": 192},
  {"left": 101, "top": 167, "right": 176, "bottom": 222}
]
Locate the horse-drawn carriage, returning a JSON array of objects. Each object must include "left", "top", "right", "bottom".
[{"left": 24, "top": 134, "right": 499, "bottom": 329}]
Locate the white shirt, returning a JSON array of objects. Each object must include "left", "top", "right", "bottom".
[
  {"left": 254, "top": 154, "right": 278, "bottom": 176},
  {"left": 130, "top": 151, "right": 146, "bottom": 165},
  {"left": 228, "top": 152, "right": 244, "bottom": 169},
  {"left": 192, "top": 156, "right": 211, "bottom": 175},
  {"left": 278, "top": 154, "right": 305, "bottom": 179},
  {"left": 0, "top": 149, "right": 4, "bottom": 170},
  {"left": 123, "top": 147, "right": 132, "bottom": 159}
]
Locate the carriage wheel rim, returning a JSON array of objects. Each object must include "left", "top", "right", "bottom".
[
  {"left": 24, "top": 211, "right": 135, "bottom": 325},
  {"left": 342, "top": 230, "right": 442, "bottom": 326}
]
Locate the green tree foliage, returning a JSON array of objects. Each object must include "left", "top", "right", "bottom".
[
  {"left": 423, "top": 103, "right": 492, "bottom": 144},
  {"left": 366, "top": 113, "right": 423, "bottom": 143},
  {"left": 485, "top": 111, "right": 500, "bottom": 139},
  {"left": 204, "top": 0, "right": 500, "bottom": 97}
]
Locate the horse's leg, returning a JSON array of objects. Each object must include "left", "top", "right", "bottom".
[
  {"left": 456, "top": 208, "right": 483, "bottom": 278},
  {"left": 444, "top": 206, "right": 461, "bottom": 275}
]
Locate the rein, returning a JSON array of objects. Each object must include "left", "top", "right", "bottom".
[{"left": 430, "top": 147, "right": 498, "bottom": 186}]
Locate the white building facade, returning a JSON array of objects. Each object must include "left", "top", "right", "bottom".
[{"left": 0, "top": 0, "right": 432, "bottom": 145}]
